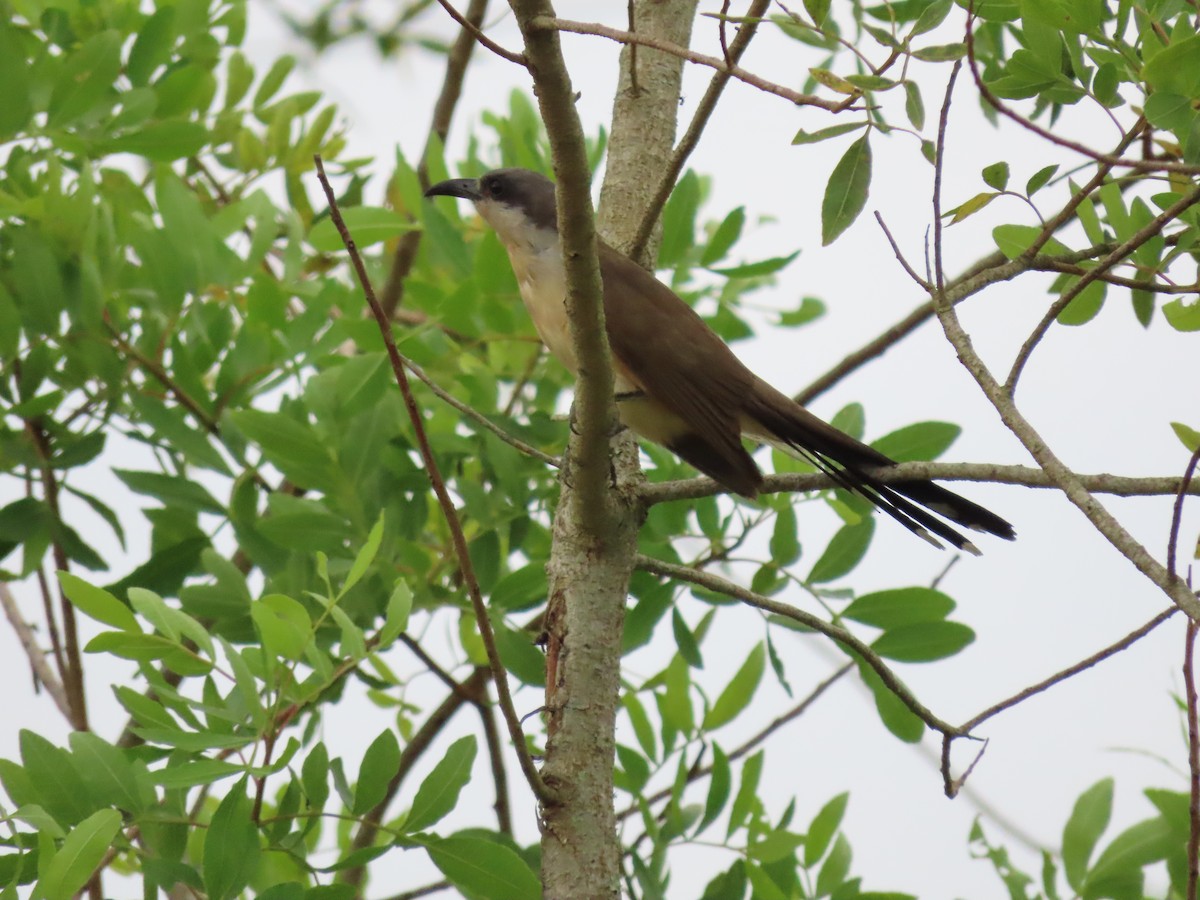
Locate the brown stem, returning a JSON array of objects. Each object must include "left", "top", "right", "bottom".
[{"left": 26, "top": 418, "right": 88, "bottom": 731}]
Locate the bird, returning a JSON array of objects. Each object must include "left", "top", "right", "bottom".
[{"left": 425, "top": 167, "right": 1015, "bottom": 554}]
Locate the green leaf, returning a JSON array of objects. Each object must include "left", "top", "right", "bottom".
[
  {"left": 67, "top": 733, "right": 146, "bottom": 814},
  {"left": 727, "top": 750, "right": 764, "bottom": 838},
  {"left": 424, "top": 835, "right": 541, "bottom": 900},
  {"left": 1083, "top": 817, "right": 1173, "bottom": 899},
  {"left": 912, "top": 42, "right": 966, "bottom": 61},
  {"left": 34, "top": 809, "right": 121, "bottom": 900},
  {"left": 672, "top": 609, "right": 704, "bottom": 668},
  {"left": 251, "top": 594, "right": 312, "bottom": 661},
  {"left": 816, "top": 833, "right": 853, "bottom": 895},
  {"left": 697, "top": 743, "right": 730, "bottom": 836},
  {"left": 778, "top": 296, "right": 826, "bottom": 327},
  {"left": 912, "top": 0, "right": 952, "bottom": 34},
  {"left": 1026, "top": 164, "right": 1059, "bottom": 195},
  {"left": 1163, "top": 297, "right": 1200, "bottom": 332},
  {"left": 821, "top": 135, "right": 872, "bottom": 245},
  {"left": 808, "top": 519, "right": 875, "bottom": 583},
  {"left": 353, "top": 729, "right": 401, "bottom": 815},
  {"left": 57, "top": 572, "right": 138, "bottom": 632},
  {"left": 302, "top": 743, "right": 330, "bottom": 811},
  {"left": 843, "top": 588, "right": 955, "bottom": 629},
  {"left": 1142, "top": 34, "right": 1200, "bottom": 97},
  {"left": 378, "top": 581, "right": 413, "bottom": 647},
  {"left": 903, "top": 81, "right": 925, "bottom": 129},
  {"left": 804, "top": 0, "right": 831, "bottom": 26},
  {"left": 700, "top": 206, "right": 746, "bottom": 266},
  {"left": 871, "top": 422, "right": 959, "bottom": 462},
  {"left": 769, "top": 504, "right": 801, "bottom": 566},
  {"left": 202, "top": 779, "right": 260, "bottom": 900},
  {"left": 945, "top": 192, "right": 997, "bottom": 224},
  {"left": 253, "top": 55, "right": 296, "bottom": 108},
  {"left": 805, "top": 792, "right": 849, "bottom": 866},
  {"left": 20, "top": 730, "right": 94, "bottom": 826},
  {"left": 830, "top": 403, "right": 865, "bottom": 440},
  {"left": 982, "top": 161, "right": 1010, "bottom": 191},
  {"left": 792, "top": 121, "right": 868, "bottom": 145},
  {"left": 747, "top": 829, "right": 805, "bottom": 862},
  {"left": 1170, "top": 422, "right": 1200, "bottom": 452},
  {"left": 126, "top": 7, "right": 176, "bottom": 86},
  {"left": 113, "top": 469, "right": 224, "bottom": 514},
  {"left": 47, "top": 31, "right": 122, "bottom": 126},
  {"left": 1057, "top": 280, "right": 1106, "bottom": 326},
  {"left": 857, "top": 660, "right": 924, "bottom": 742},
  {"left": 152, "top": 759, "right": 246, "bottom": 790},
  {"left": 228, "top": 409, "right": 341, "bottom": 493},
  {"left": 1063, "top": 778, "right": 1113, "bottom": 891},
  {"left": 106, "top": 121, "right": 208, "bottom": 161},
  {"left": 659, "top": 170, "right": 702, "bottom": 268},
  {"left": 405, "top": 736, "right": 477, "bottom": 832},
  {"left": 704, "top": 645, "right": 765, "bottom": 730},
  {"left": 308, "top": 207, "right": 419, "bottom": 252},
  {"left": 340, "top": 513, "right": 384, "bottom": 598},
  {"left": 872, "top": 621, "right": 974, "bottom": 662},
  {"left": 992, "top": 223, "right": 1067, "bottom": 259},
  {"left": 711, "top": 250, "right": 800, "bottom": 279},
  {"left": 623, "top": 692, "right": 658, "bottom": 761}
]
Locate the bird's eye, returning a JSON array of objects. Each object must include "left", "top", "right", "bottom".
[{"left": 488, "top": 179, "right": 505, "bottom": 200}]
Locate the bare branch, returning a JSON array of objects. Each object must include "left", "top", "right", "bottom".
[
  {"left": 432, "top": 0, "right": 526, "bottom": 65},
  {"left": 923, "top": 65, "right": 1200, "bottom": 621},
  {"left": 0, "top": 582, "right": 73, "bottom": 723},
  {"left": 639, "top": 461, "right": 1200, "bottom": 505},
  {"left": 537, "top": 16, "right": 853, "bottom": 112}
]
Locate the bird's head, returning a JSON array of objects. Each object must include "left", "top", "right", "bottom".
[{"left": 425, "top": 168, "right": 559, "bottom": 250}]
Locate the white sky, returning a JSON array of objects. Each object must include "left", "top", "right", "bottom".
[{"left": 4, "top": 2, "right": 1200, "bottom": 898}]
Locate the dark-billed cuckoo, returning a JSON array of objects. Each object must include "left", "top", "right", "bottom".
[{"left": 425, "top": 168, "right": 1015, "bottom": 554}]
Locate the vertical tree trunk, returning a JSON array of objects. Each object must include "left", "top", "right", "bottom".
[
  {"left": 597, "top": 0, "right": 700, "bottom": 260},
  {"left": 512, "top": 3, "right": 699, "bottom": 896}
]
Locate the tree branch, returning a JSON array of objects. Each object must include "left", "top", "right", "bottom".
[
  {"left": 542, "top": 16, "right": 854, "bottom": 113},
  {"left": 640, "top": 461, "right": 1200, "bottom": 505}
]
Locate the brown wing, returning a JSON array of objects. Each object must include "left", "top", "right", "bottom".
[{"left": 598, "top": 243, "right": 763, "bottom": 495}]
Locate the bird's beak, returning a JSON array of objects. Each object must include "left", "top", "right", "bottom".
[{"left": 424, "top": 178, "right": 483, "bottom": 202}]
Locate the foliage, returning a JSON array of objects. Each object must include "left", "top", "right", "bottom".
[{"left": 0, "top": 0, "right": 1197, "bottom": 898}]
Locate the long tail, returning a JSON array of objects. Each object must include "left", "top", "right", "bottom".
[{"left": 744, "top": 381, "right": 1016, "bottom": 554}]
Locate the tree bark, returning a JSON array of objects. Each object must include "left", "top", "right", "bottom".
[{"left": 597, "top": 0, "right": 700, "bottom": 261}]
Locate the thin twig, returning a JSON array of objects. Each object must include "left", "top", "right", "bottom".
[
  {"left": 537, "top": 16, "right": 851, "bottom": 112},
  {"left": 1188, "top": 617, "right": 1200, "bottom": 900},
  {"left": 25, "top": 419, "right": 88, "bottom": 731},
  {"left": 432, "top": 0, "right": 526, "bottom": 65},
  {"left": 402, "top": 352, "right": 559, "bottom": 466},
  {"left": 626, "top": 0, "right": 639, "bottom": 96},
  {"left": 1171, "top": 446, "right": 1200, "bottom": 894},
  {"left": 636, "top": 554, "right": 963, "bottom": 736},
  {"left": 314, "top": 156, "right": 553, "bottom": 803},
  {"left": 640, "top": 461, "right": 1200, "bottom": 505},
  {"left": 0, "top": 582, "right": 73, "bottom": 722},
  {"left": 958, "top": 607, "right": 1178, "bottom": 736}
]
